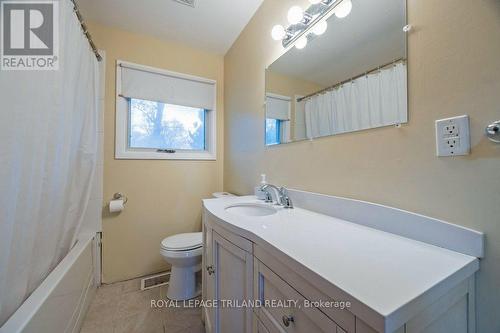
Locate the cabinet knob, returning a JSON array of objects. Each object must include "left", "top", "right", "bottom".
[
  {"left": 282, "top": 315, "right": 294, "bottom": 327},
  {"left": 206, "top": 265, "right": 215, "bottom": 275}
]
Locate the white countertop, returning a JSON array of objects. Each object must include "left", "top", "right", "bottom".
[{"left": 203, "top": 195, "right": 479, "bottom": 331}]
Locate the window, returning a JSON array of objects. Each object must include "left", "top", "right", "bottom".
[
  {"left": 265, "top": 93, "right": 291, "bottom": 146},
  {"left": 129, "top": 98, "right": 206, "bottom": 151},
  {"left": 265, "top": 118, "right": 281, "bottom": 145},
  {"left": 116, "top": 60, "right": 216, "bottom": 160}
]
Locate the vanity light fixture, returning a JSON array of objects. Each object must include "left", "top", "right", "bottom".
[
  {"left": 295, "top": 36, "right": 308, "bottom": 49},
  {"left": 287, "top": 6, "right": 304, "bottom": 24},
  {"left": 312, "top": 20, "right": 328, "bottom": 35},
  {"left": 271, "top": 25, "right": 286, "bottom": 40},
  {"left": 271, "top": 0, "right": 352, "bottom": 49},
  {"left": 334, "top": 0, "right": 352, "bottom": 18}
]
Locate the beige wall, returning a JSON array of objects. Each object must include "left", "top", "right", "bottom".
[
  {"left": 266, "top": 71, "right": 323, "bottom": 98},
  {"left": 224, "top": 1, "right": 500, "bottom": 332},
  {"left": 89, "top": 22, "right": 224, "bottom": 283}
]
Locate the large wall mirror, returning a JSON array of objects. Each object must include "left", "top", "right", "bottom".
[{"left": 265, "top": 0, "right": 407, "bottom": 145}]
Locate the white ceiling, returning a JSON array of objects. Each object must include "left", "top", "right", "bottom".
[
  {"left": 269, "top": 0, "right": 406, "bottom": 87},
  {"left": 78, "top": 0, "right": 264, "bottom": 55}
]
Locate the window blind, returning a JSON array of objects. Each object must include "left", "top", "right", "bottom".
[
  {"left": 266, "top": 95, "right": 291, "bottom": 120},
  {"left": 119, "top": 64, "right": 215, "bottom": 110}
]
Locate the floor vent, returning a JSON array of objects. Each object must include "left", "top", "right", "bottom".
[
  {"left": 140, "top": 272, "right": 171, "bottom": 290},
  {"left": 173, "top": 0, "right": 196, "bottom": 8}
]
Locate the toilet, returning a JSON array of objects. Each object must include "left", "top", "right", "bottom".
[
  {"left": 160, "top": 232, "right": 203, "bottom": 300},
  {"left": 160, "top": 192, "right": 234, "bottom": 300}
]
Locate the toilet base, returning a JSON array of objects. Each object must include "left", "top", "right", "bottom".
[{"left": 167, "top": 264, "right": 201, "bottom": 300}]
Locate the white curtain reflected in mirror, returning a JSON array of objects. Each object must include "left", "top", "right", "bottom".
[{"left": 305, "top": 62, "right": 407, "bottom": 139}]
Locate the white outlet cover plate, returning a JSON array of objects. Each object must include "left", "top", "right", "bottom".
[{"left": 435, "top": 115, "right": 470, "bottom": 156}]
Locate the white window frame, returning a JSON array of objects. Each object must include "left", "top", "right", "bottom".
[{"left": 115, "top": 60, "right": 217, "bottom": 160}]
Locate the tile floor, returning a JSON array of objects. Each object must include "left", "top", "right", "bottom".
[{"left": 80, "top": 278, "right": 205, "bottom": 333}]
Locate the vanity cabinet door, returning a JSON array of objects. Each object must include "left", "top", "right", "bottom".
[
  {"left": 209, "top": 230, "right": 254, "bottom": 333},
  {"left": 253, "top": 314, "right": 272, "bottom": 333},
  {"left": 203, "top": 220, "right": 215, "bottom": 332},
  {"left": 254, "top": 259, "right": 342, "bottom": 333}
]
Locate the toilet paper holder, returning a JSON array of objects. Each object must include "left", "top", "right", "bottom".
[{"left": 112, "top": 192, "right": 128, "bottom": 205}]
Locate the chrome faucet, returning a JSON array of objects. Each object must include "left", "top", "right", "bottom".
[{"left": 260, "top": 184, "right": 294, "bottom": 209}]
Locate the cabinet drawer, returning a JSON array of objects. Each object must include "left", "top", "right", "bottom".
[
  {"left": 255, "top": 245, "right": 355, "bottom": 332},
  {"left": 254, "top": 259, "right": 342, "bottom": 333}
]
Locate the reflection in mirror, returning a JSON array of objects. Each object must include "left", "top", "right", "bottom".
[
  {"left": 265, "top": 0, "right": 407, "bottom": 145},
  {"left": 265, "top": 93, "right": 291, "bottom": 145}
]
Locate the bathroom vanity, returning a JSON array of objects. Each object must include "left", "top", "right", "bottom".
[{"left": 201, "top": 190, "right": 483, "bottom": 333}]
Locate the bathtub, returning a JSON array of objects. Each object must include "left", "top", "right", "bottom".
[{"left": 0, "top": 233, "right": 99, "bottom": 333}]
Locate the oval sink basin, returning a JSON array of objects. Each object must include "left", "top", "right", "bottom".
[{"left": 225, "top": 203, "right": 277, "bottom": 217}]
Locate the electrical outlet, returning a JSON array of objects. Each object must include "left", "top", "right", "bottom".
[
  {"left": 443, "top": 123, "right": 459, "bottom": 137},
  {"left": 445, "top": 137, "right": 459, "bottom": 149},
  {"left": 435, "top": 115, "right": 470, "bottom": 157}
]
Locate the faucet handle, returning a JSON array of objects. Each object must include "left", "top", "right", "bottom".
[
  {"left": 279, "top": 187, "right": 293, "bottom": 209},
  {"left": 263, "top": 190, "right": 273, "bottom": 203},
  {"left": 260, "top": 184, "right": 274, "bottom": 203},
  {"left": 282, "top": 196, "right": 294, "bottom": 209}
]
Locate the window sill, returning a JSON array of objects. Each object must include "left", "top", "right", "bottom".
[{"left": 115, "top": 150, "right": 216, "bottom": 161}]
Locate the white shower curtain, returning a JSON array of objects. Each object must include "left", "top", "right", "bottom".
[
  {"left": 0, "top": 0, "right": 99, "bottom": 325},
  {"left": 305, "top": 62, "right": 407, "bottom": 139}
]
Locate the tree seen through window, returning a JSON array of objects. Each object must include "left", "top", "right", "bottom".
[{"left": 129, "top": 98, "right": 206, "bottom": 150}]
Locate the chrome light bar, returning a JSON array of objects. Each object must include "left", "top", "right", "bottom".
[{"left": 281, "top": 0, "right": 343, "bottom": 48}]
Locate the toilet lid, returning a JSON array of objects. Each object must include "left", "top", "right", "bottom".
[{"left": 161, "top": 232, "right": 202, "bottom": 251}]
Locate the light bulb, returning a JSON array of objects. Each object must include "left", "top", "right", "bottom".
[
  {"left": 295, "top": 36, "right": 308, "bottom": 49},
  {"left": 334, "top": 0, "right": 352, "bottom": 18},
  {"left": 308, "top": 0, "right": 322, "bottom": 4},
  {"left": 312, "top": 20, "right": 327, "bottom": 35},
  {"left": 287, "top": 6, "right": 304, "bottom": 24},
  {"left": 271, "top": 25, "right": 286, "bottom": 40}
]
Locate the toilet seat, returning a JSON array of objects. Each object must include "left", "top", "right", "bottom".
[
  {"left": 161, "top": 232, "right": 202, "bottom": 251},
  {"left": 160, "top": 247, "right": 203, "bottom": 259}
]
